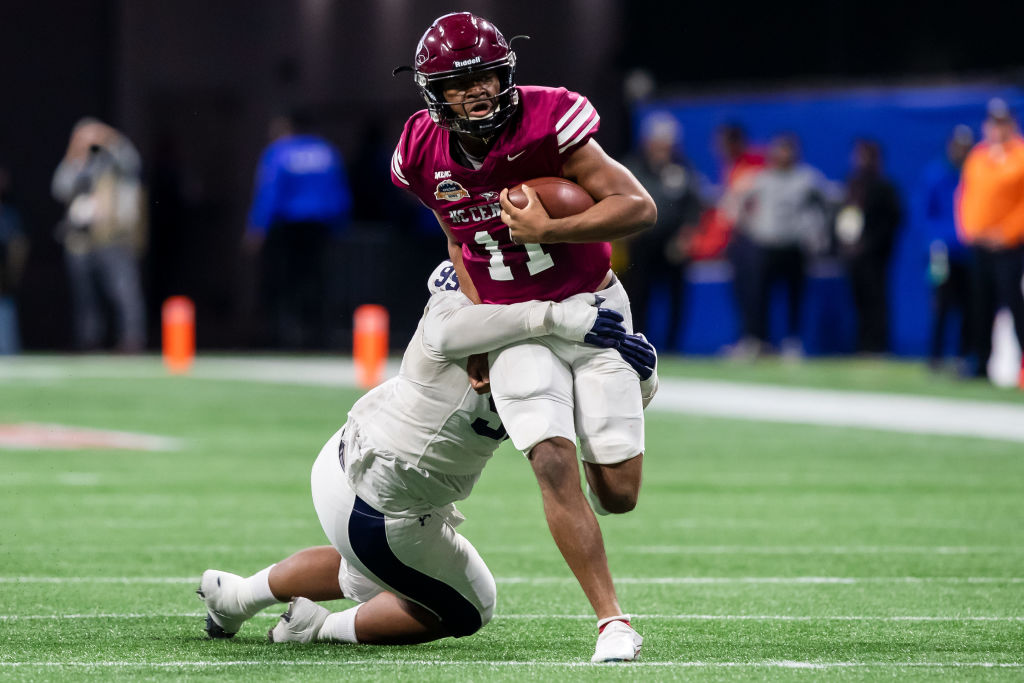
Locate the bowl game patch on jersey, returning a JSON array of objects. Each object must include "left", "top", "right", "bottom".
[{"left": 434, "top": 179, "right": 471, "bottom": 202}]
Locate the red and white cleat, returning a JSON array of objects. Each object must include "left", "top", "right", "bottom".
[{"left": 592, "top": 619, "right": 643, "bottom": 662}]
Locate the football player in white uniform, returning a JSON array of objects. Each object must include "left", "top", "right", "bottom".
[{"left": 197, "top": 262, "right": 657, "bottom": 660}]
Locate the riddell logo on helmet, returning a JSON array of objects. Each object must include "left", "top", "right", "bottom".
[{"left": 453, "top": 56, "right": 482, "bottom": 68}]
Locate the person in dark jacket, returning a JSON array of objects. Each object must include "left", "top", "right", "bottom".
[
  {"left": 915, "top": 125, "right": 974, "bottom": 370},
  {"left": 246, "top": 111, "right": 352, "bottom": 349},
  {"left": 621, "top": 113, "right": 704, "bottom": 352},
  {"left": 835, "top": 139, "right": 902, "bottom": 354}
]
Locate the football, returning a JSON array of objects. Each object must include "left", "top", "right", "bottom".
[{"left": 507, "top": 177, "right": 595, "bottom": 218}]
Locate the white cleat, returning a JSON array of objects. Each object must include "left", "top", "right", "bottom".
[
  {"left": 196, "top": 569, "right": 249, "bottom": 638},
  {"left": 268, "top": 597, "right": 330, "bottom": 644},
  {"left": 591, "top": 620, "right": 643, "bottom": 662}
]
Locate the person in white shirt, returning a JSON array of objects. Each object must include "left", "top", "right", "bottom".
[
  {"left": 735, "top": 134, "right": 832, "bottom": 356},
  {"left": 197, "top": 261, "right": 657, "bottom": 661}
]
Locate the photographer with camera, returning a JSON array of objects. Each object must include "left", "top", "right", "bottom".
[{"left": 52, "top": 118, "right": 146, "bottom": 352}]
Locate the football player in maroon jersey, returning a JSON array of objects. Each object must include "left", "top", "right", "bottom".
[{"left": 392, "top": 12, "right": 656, "bottom": 662}]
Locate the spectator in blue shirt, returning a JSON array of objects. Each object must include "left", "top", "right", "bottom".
[
  {"left": 915, "top": 125, "right": 974, "bottom": 370},
  {"left": 246, "top": 110, "right": 352, "bottom": 349}
]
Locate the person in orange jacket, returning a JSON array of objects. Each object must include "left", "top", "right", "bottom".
[{"left": 956, "top": 98, "right": 1024, "bottom": 386}]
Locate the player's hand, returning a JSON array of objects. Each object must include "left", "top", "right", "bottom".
[
  {"left": 585, "top": 309, "right": 626, "bottom": 348},
  {"left": 617, "top": 333, "right": 657, "bottom": 380},
  {"left": 549, "top": 293, "right": 625, "bottom": 347},
  {"left": 467, "top": 353, "right": 491, "bottom": 394},
  {"left": 500, "top": 185, "right": 552, "bottom": 244}
]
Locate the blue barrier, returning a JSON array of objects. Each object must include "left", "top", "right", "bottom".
[{"left": 635, "top": 83, "right": 1024, "bottom": 356}]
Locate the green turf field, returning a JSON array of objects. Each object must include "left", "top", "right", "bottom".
[{"left": 1, "top": 356, "right": 1022, "bottom": 681}]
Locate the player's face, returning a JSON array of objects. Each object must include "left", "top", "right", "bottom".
[{"left": 441, "top": 71, "right": 501, "bottom": 120}]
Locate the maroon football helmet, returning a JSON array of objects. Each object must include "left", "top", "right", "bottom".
[{"left": 396, "top": 12, "right": 523, "bottom": 139}]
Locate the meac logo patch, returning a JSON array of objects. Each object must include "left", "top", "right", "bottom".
[{"left": 434, "top": 179, "right": 470, "bottom": 202}]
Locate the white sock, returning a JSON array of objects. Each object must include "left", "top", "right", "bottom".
[
  {"left": 239, "top": 565, "right": 281, "bottom": 616},
  {"left": 318, "top": 604, "right": 361, "bottom": 643}
]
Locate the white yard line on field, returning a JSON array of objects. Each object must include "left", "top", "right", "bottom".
[
  {"left": 2, "top": 575, "right": 1021, "bottom": 585},
  {"left": 3, "top": 356, "right": 1024, "bottom": 443},
  {"left": 1, "top": 613, "right": 1021, "bottom": 622},
  {"left": 10, "top": 543, "right": 1023, "bottom": 555},
  {"left": 650, "top": 378, "right": 1024, "bottom": 443},
  {"left": 0, "top": 660, "right": 1020, "bottom": 669}
]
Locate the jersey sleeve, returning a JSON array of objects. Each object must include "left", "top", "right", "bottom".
[
  {"left": 551, "top": 88, "right": 601, "bottom": 159},
  {"left": 390, "top": 141, "right": 411, "bottom": 190},
  {"left": 390, "top": 117, "right": 416, "bottom": 191},
  {"left": 420, "top": 292, "right": 552, "bottom": 360}
]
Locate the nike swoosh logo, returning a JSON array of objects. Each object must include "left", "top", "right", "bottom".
[{"left": 507, "top": 151, "right": 525, "bottom": 162}]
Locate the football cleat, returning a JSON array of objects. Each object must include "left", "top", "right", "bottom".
[
  {"left": 268, "top": 597, "right": 330, "bottom": 644},
  {"left": 197, "top": 569, "right": 249, "bottom": 639},
  {"left": 591, "top": 620, "right": 643, "bottom": 663}
]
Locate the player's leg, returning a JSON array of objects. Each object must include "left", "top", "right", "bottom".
[
  {"left": 528, "top": 436, "right": 623, "bottom": 619},
  {"left": 488, "top": 340, "right": 627, "bottom": 619},
  {"left": 197, "top": 428, "right": 357, "bottom": 638},
  {"left": 265, "top": 537, "right": 451, "bottom": 645},
  {"left": 268, "top": 546, "right": 343, "bottom": 601},
  {"left": 272, "top": 425, "right": 495, "bottom": 645},
  {"left": 274, "top": 514, "right": 494, "bottom": 645},
  {"left": 572, "top": 277, "right": 646, "bottom": 514},
  {"left": 198, "top": 546, "right": 342, "bottom": 638},
  {"left": 583, "top": 455, "right": 643, "bottom": 514},
  {"left": 528, "top": 428, "right": 644, "bottom": 662},
  {"left": 271, "top": 591, "right": 447, "bottom": 645}
]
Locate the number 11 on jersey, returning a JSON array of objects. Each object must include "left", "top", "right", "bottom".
[{"left": 474, "top": 230, "right": 555, "bottom": 281}]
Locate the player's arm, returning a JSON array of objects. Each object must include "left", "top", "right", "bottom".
[
  {"left": 499, "top": 139, "right": 657, "bottom": 244},
  {"left": 433, "top": 210, "right": 482, "bottom": 304},
  {"left": 421, "top": 292, "right": 623, "bottom": 360}
]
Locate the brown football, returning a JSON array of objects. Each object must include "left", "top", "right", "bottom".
[{"left": 507, "top": 177, "right": 595, "bottom": 218}]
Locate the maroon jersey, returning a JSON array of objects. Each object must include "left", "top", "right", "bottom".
[{"left": 391, "top": 86, "right": 610, "bottom": 304}]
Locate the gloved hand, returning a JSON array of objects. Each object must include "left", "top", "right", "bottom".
[
  {"left": 617, "top": 333, "right": 657, "bottom": 380},
  {"left": 548, "top": 293, "right": 626, "bottom": 347},
  {"left": 584, "top": 308, "right": 626, "bottom": 348}
]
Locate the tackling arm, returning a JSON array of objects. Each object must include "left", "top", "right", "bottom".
[
  {"left": 421, "top": 292, "right": 617, "bottom": 360},
  {"left": 499, "top": 139, "right": 657, "bottom": 244}
]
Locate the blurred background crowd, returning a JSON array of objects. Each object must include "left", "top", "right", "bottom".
[{"left": 1, "top": 0, "right": 1023, "bottom": 387}]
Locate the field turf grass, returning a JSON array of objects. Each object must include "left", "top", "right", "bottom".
[{"left": 1, "top": 355, "right": 1022, "bottom": 680}]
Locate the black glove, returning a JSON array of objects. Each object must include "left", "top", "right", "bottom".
[
  {"left": 583, "top": 308, "right": 626, "bottom": 348},
  {"left": 617, "top": 333, "right": 656, "bottom": 379}
]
